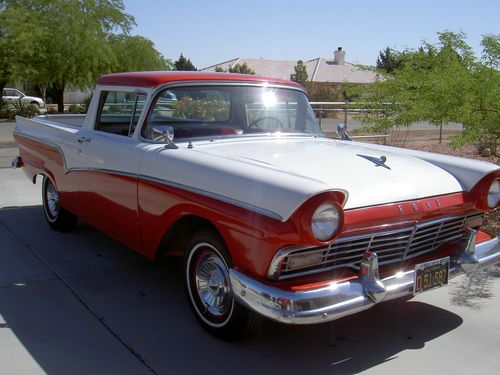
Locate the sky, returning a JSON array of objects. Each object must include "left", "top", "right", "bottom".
[{"left": 123, "top": 0, "right": 499, "bottom": 69}]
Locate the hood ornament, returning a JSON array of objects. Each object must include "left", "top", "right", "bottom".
[{"left": 357, "top": 154, "right": 390, "bottom": 170}]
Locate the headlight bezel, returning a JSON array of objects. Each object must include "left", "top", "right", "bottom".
[{"left": 311, "top": 202, "right": 341, "bottom": 242}]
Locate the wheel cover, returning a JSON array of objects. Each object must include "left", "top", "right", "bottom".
[
  {"left": 195, "top": 251, "right": 231, "bottom": 318},
  {"left": 46, "top": 180, "right": 59, "bottom": 218}
]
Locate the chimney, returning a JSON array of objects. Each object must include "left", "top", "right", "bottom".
[{"left": 334, "top": 47, "right": 345, "bottom": 65}]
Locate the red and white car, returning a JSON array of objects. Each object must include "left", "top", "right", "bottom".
[{"left": 13, "top": 72, "right": 500, "bottom": 339}]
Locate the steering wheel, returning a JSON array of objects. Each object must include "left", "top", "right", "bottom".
[{"left": 248, "top": 116, "right": 284, "bottom": 131}]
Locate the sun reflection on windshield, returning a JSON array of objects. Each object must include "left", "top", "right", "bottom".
[{"left": 261, "top": 91, "right": 277, "bottom": 107}]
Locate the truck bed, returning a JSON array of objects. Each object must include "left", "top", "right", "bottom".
[{"left": 35, "top": 114, "right": 86, "bottom": 127}]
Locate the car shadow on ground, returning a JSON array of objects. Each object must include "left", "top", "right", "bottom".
[{"left": 0, "top": 206, "right": 465, "bottom": 375}]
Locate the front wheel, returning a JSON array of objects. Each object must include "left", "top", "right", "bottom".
[
  {"left": 184, "top": 229, "right": 259, "bottom": 340},
  {"left": 42, "top": 176, "right": 77, "bottom": 232}
]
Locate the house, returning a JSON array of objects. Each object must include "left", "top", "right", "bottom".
[{"left": 201, "top": 48, "right": 379, "bottom": 86}]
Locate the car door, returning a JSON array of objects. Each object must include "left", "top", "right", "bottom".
[
  {"left": 72, "top": 90, "right": 147, "bottom": 250},
  {"left": 3, "top": 89, "right": 21, "bottom": 105}
]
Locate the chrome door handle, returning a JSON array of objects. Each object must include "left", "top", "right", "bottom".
[{"left": 77, "top": 137, "right": 91, "bottom": 144}]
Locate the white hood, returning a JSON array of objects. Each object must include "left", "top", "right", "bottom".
[{"left": 142, "top": 136, "right": 498, "bottom": 221}]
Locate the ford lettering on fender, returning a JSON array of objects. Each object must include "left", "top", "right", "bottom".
[{"left": 12, "top": 72, "right": 500, "bottom": 340}]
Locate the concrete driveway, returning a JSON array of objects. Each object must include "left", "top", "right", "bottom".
[{"left": 1, "top": 169, "right": 499, "bottom": 375}]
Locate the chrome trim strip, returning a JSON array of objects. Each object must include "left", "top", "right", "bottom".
[
  {"left": 12, "top": 134, "right": 283, "bottom": 221},
  {"left": 13, "top": 130, "right": 70, "bottom": 172},
  {"left": 139, "top": 174, "right": 283, "bottom": 221},
  {"left": 15, "top": 130, "right": 282, "bottom": 220},
  {"left": 66, "top": 168, "right": 138, "bottom": 179},
  {"left": 232, "top": 234, "right": 500, "bottom": 325}
]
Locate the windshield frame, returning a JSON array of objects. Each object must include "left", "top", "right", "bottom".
[{"left": 138, "top": 81, "right": 324, "bottom": 143}]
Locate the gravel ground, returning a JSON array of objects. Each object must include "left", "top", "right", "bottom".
[{"left": 406, "top": 143, "right": 499, "bottom": 236}]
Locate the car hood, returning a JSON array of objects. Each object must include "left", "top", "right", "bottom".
[{"left": 143, "top": 136, "right": 498, "bottom": 221}]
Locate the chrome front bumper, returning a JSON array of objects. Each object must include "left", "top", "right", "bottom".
[{"left": 229, "top": 232, "right": 500, "bottom": 325}]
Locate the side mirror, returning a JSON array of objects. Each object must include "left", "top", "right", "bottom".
[
  {"left": 152, "top": 126, "right": 178, "bottom": 149},
  {"left": 337, "top": 122, "right": 352, "bottom": 141}
]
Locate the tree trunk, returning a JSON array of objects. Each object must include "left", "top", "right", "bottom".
[
  {"left": 37, "top": 83, "right": 48, "bottom": 104},
  {"left": 47, "top": 84, "right": 65, "bottom": 113}
]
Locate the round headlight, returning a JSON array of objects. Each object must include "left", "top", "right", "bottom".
[
  {"left": 488, "top": 180, "right": 500, "bottom": 209},
  {"left": 311, "top": 203, "right": 340, "bottom": 241}
]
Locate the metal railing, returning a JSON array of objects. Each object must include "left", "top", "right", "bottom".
[{"left": 310, "top": 101, "right": 389, "bottom": 144}]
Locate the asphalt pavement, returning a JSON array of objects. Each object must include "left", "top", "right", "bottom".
[{"left": 1, "top": 155, "right": 499, "bottom": 374}]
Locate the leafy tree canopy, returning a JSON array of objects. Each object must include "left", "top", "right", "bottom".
[
  {"left": 290, "top": 60, "right": 308, "bottom": 85},
  {"left": 109, "top": 34, "right": 172, "bottom": 72},
  {"left": 228, "top": 63, "right": 255, "bottom": 75},
  {"left": 174, "top": 53, "right": 197, "bottom": 71},
  {"left": 358, "top": 31, "right": 500, "bottom": 151},
  {"left": 1, "top": 0, "right": 136, "bottom": 111},
  {"left": 376, "top": 47, "right": 402, "bottom": 73}
]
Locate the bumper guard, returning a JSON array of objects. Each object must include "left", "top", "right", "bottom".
[{"left": 230, "top": 230, "right": 500, "bottom": 325}]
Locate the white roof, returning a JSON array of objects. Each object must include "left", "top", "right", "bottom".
[{"left": 201, "top": 57, "right": 379, "bottom": 84}]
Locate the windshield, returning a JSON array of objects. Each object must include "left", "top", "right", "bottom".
[{"left": 142, "top": 85, "right": 322, "bottom": 140}]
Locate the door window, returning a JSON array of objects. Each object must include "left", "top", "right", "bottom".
[{"left": 96, "top": 91, "right": 147, "bottom": 137}]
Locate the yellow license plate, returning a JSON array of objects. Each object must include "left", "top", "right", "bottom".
[{"left": 413, "top": 257, "right": 450, "bottom": 295}]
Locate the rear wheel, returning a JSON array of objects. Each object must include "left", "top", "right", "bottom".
[
  {"left": 184, "top": 229, "right": 259, "bottom": 340},
  {"left": 42, "top": 176, "right": 77, "bottom": 231}
]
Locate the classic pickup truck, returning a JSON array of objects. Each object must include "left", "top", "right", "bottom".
[{"left": 13, "top": 71, "right": 500, "bottom": 340}]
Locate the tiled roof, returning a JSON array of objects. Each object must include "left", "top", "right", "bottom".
[{"left": 202, "top": 57, "right": 379, "bottom": 84}]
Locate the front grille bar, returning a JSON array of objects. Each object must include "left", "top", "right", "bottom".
[{"left": 278, "top": 212, "right": 484, "bottom": 280}]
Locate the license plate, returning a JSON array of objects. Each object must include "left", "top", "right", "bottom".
[{"left": 413, "top": 257, "right": 450, "bottom": 295}]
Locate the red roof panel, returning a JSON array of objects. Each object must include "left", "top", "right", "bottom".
[{"left": 97, "top": 71, "right": 302, "bottom": 89}]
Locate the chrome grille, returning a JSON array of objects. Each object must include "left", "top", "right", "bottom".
[{"left": 279, "top": 212, "right": 484, "bottom": 280}]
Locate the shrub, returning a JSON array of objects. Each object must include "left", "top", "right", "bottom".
[{"left": 66, "top": 104, "right": 84, "bottom": 113}]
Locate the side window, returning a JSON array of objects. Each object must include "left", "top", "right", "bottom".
[
  {"left": 96, "top": 91, "right": 146, "bottom": 137},
  {"left": 4, "top": 89, "right": 18, "bottom": 97}
]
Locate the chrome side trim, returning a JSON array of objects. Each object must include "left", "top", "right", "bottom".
[
  {"left": 139, "top": 174, "right": 283, "bottom": 221},
  {"left": 13, "top": 130, "right": 70, "bottom": 172},
  {"left": 66, "top": 168, "right": 138, "bottom": 179},
  {"left": 14, "top": 132, "right": 139, "bottom": 180},
  {"left": 13, "top": 132, "right": 284, "bottom": 220},
  {"left": 231, "top": 234, "right": 500, "bottom": 325}
]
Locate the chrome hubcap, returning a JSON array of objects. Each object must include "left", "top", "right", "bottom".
[
  {"left": 46, "top": 181, "right": 59, "bottom": 218},
  {"left": 195, "top": 253, "right": 230, "bottom": 317}
]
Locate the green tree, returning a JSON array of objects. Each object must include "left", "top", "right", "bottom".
[
  {"left": 0, "top": 3, "right": 42, "bottom": 99},
  {"left": 1, "top": 0, "right": 135, "bottom": 112},
  {"left": 376, "top": 47, "right": 402, "bottom": 73},
  {"left": 290, "top": 60, "right": 308, "bottom": 85},
  {"left": 109, "top": 34, "right": 172, "bottom": 72},
  {"left": 174, "top": 53, "right": 197, "bottom": 71},
  {"left": 228, "top": 63, "right": 255, "bottom": 74},
  {"left": 214, "top": 66, "right": 225, "bottom": 72},
  {"left": 361, "top": 31, "right": 500, "bottom": 154}
]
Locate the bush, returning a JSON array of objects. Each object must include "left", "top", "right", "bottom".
[
  {"left": 3, "top": 101, "right": 41, "bottom": 118},
  {"left": 66, "top": 104, "right": 85, "bottom": 114}
]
